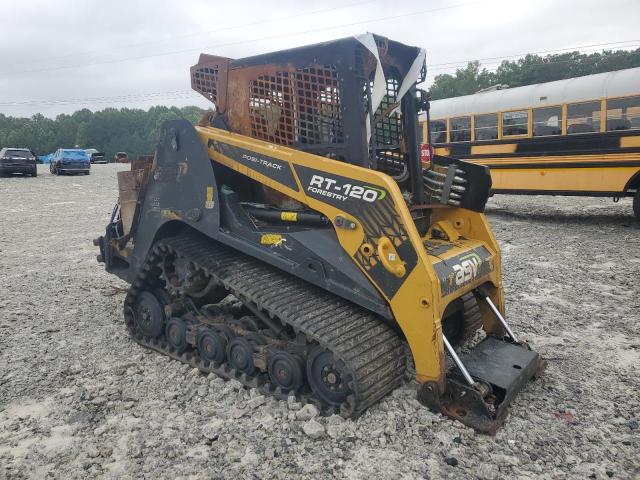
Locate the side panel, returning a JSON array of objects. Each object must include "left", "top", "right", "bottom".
[
  {"left": 429, "top": 208, "right": 505, "bottom": 335},
  {"left": 197, "top": 125, "right": 498, "bottom": 385},
  {"left": 293, "top": 165, "right": 418, "bottom": 300},
  {"left": 122, "top": 121, "right": 390, "bottom": 318},
  {"left": 488, "top": 164, "right": 640, "bottom": 192},
  {"left": 125, "top": 121, "right": 221, "bottom": 276}
]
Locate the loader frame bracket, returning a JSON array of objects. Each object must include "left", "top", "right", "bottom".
[{"left": 418, "top": 336, "right": 545, "bottom": 434}]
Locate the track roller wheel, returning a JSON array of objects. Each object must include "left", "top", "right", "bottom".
[
  {"left": 166, "top": 317, "right": 188, "bottom": 353},
  {"left": 306, "top": 346, "right": 351, "bottom": 406},
  {"left": 134, "top": 291, "right": 166, "bottom": 338},
  {"left": 197, "top": 328, "right": 228, "bottom": 365},
  {"left": 227, "top": 337, "right": 257, "bottom": 375},
  {"left": 268, "top": 351, "right": 305, "bottom": 392}
]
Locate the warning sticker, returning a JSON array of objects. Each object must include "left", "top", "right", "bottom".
[{"left": 205, "top": 186, "right": 215, "bottom": 209}]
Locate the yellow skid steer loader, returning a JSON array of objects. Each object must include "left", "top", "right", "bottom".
[{"left": 96, "top": 33, "right": 544, "bottom": 433}]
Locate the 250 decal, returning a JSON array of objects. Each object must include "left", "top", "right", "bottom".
[
  {"left": 452, "top": 253, "right": 482, "bottom": 286},
  {"left": 308, "top": 175, "right": 386, "bottom": 202}
]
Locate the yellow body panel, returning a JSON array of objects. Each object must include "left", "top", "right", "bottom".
[
  {"left": 471, "top": 144, "right": 517, "bottom": 155},
  {"left": 621, "top": 136, "right": 640, "bottom": 148},
  {"left": 196, "top": 125, "right": 503, "bottom": 386},
  {"left": 470, "top": 153, "right": 640, "bottom": 192},
  {"left": 488, "top": 165, "right": 639, "bottom": 192},
  {"left": 476, "top": 153, "right": 638, "bottom": 167}
]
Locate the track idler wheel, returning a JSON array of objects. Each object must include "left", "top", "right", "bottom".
[
  {"left": 134, "top": 291, "right": 166, "bottom": 338},
  {"left": 268, "top": 351, "right": 305, "bottom": 392},
  {"left": 306, "top": 346, "right": 351, "bottom": 406},
  {"left": 227, "top": 337, "right": 258, "bottom": 376},
  {"left": 197, "top": 328, "right": 229, "bottom": 365},
  {"left": 166, "top": 317, "right": 188, "bottom": 353}
]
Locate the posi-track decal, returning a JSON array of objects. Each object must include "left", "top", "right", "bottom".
[
  {"left": 207, "top": 140, "right": 299, "bottom": 191},
  {"left": 433, "top": 246, "right": 493, "bottom": 296}
]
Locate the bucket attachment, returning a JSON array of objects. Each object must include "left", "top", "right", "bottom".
[{"left": 418, "top": 336, "right": 545, "bottom": 434}]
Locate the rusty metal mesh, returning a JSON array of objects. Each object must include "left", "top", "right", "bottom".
[
  {"left": 249, "top": 66, "right": 343, "bottom": 147},
  {"left": 192, "top": 65, "right": 220, "bottom": 104}
]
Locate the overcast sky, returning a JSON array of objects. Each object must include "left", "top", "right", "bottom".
[{"left": 1, "top": 0, "right": 638, "bottom": 118}]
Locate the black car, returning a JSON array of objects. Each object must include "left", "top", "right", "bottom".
[
  {"left": 85, "top": 149, "right": 107, "bottom": 164},
  {"left": 0, "top": 148, "right": 37, "bottom": 177}
]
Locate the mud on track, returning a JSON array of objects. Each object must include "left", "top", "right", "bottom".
[{"left": 0, "top": 165, "right": 638, "bottom": 479}]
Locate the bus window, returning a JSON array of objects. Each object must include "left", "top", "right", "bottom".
[
  {"left": 532, "top": 106, "right": 562, "bottom": 136},
  {"left": 606, "top": 95, "right": 640, "bottom": 131},
  {"left": 450, "top": 116, "right": 471, "bottom": 142},
  {"left": 429, "top": 120, "right": 447, "bottom": 143},
  {"left": 474, "top": 113, "right": 499, "bottom": 140},
  {"left": 567, "top": 101, "right": 601, "bottom": 134},
  {"left": 502, "top": 110, "right": 529, "bottom": 136}
]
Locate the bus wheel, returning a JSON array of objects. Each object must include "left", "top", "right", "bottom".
[{"left": 634, "top": 190, "right": 640, "bottom": 221}]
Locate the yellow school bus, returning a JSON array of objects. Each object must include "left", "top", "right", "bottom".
[{"left": 422, "top": 67, "right": 640, "bottom": 219}]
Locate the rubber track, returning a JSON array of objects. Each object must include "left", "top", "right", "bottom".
[
  {"left": 460, "top": 292, "right": 483, "bottom": 345},
  {"left": 124, "top": 233, "right": 406, "bottom": 417}
]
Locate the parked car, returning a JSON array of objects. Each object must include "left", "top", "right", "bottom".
[
  {"left": 49, "top": 149, "right": 91, "bottom": 175},
  {"left": 114, "top": 152, "right": 128, "bottom": 163},
  {"left": 0, "top": 148, "right": 37, "bottom": 177},
  {"left": 85, "top": 148, "right": 107, "bottom": 164}
]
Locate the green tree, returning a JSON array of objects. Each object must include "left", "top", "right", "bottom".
[
  {"left": 429, "top": 47, "right": 640, "bottom": 100},
  {"left": 0, "top": 105, "right": 207, "bottom": 160},
  {"left": 430, "top": 61, "right": 494, "bottom": 100}
]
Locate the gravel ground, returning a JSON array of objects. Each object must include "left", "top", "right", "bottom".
[{"left": 0, "top": 164, "right": 638, "bottom": 479}]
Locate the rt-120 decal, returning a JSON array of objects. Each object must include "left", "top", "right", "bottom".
[
  {"left": 294, "top": 165, "right": 389, "bottom": 209},
  {"left": 307, "top": 174, "right": 386, "bottom": 203}
]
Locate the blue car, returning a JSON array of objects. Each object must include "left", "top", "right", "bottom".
[{"left": 49, "top": 148, "right": 91, "bottom": 175}]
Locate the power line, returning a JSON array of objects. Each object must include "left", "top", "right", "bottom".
[
  {"left": 11, "top": 0, "right": 378, "bottom": 67},
  {"left": 2, "top": 40, "right": 639, "bottom": 108},
  {"left": 3, "top": 1, "right": 482, "bottom": 77},
  {"left": 0, "top": 90, "right": 197, "bottom": 107},
  {"left": 6, "top": 41, "right": 635, "bottom": 103}
]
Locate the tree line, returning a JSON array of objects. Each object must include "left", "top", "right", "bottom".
[
  {"left": 429, "top": 48, "right": 640, "bottom": 100},
  {"left": 1, "top": 48, "right": 639, "bottom": 156},
  {"left": 0, "top": 106, "right": 205, "bottom": 159}
]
